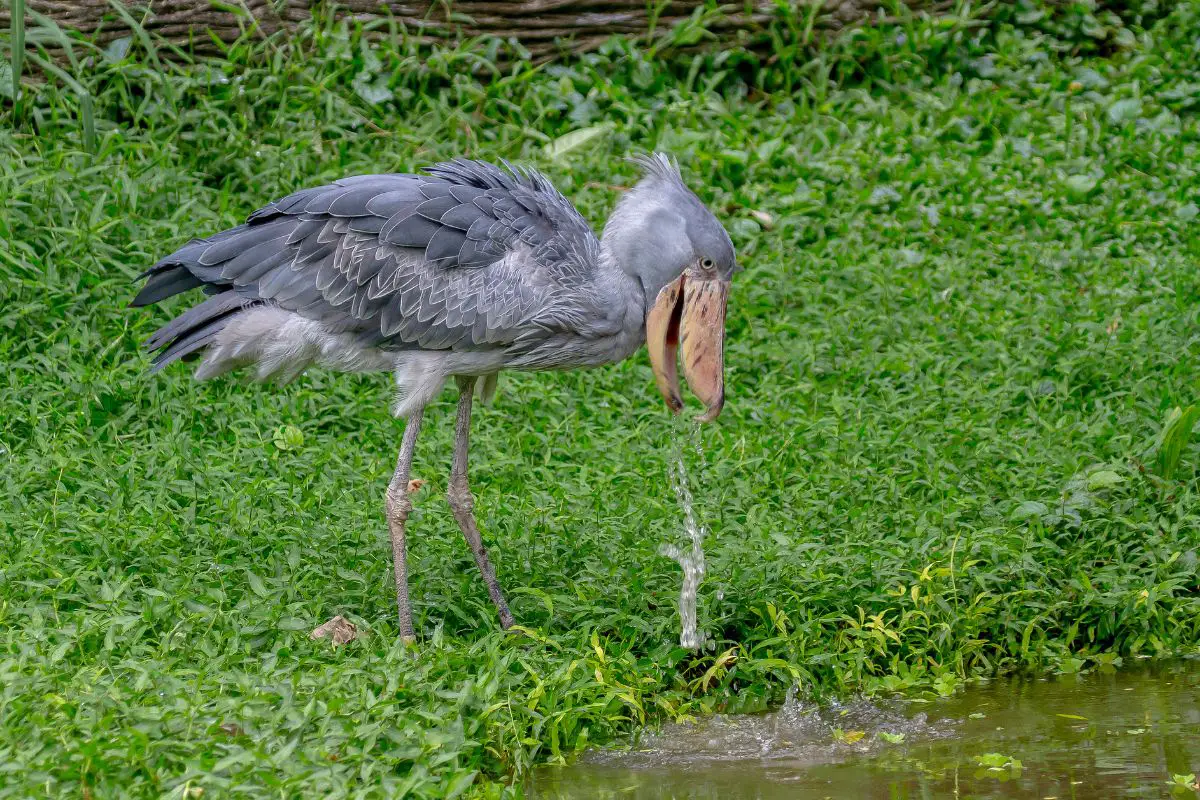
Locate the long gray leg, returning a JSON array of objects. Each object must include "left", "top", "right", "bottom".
[
  {"left": 449, "top": 377, "right": 515, "bottom": 629},
  {"left": 385, "top": 407, "right": 424, "bottom": 643}
]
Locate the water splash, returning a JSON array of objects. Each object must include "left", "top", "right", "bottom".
[
  {"left": 659, "top": 426, "right": 709, "bottom": 650},
  {"left": 573, "top": 691, "right": 952, "bottom": 771}
]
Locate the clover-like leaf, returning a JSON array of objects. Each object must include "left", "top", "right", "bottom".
[{"left": 273, "top": 424, "right": 305, "bottom": 451}]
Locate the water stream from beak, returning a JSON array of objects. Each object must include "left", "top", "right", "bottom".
[{"left": 659, "top": 422, "right": 709, "bottom": 650}]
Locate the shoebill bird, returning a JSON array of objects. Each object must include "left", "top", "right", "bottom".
[{"left": 131, "top": 153, "right": 736, "bottom": 642}]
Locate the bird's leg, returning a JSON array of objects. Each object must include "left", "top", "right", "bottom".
[
  {"left": 385, "top": 407, "right": 424, "bottom": 644},
  {"left": 449, "top": 377, "right": 515, "bottom": 630}
]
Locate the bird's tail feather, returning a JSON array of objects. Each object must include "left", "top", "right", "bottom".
[
  {"left": 145, "top": 291, "right": 257, "bottom": 372},
  {"left": 133, "top": 228, "right": 268, "bottom": 371},
  {"left": 131, "top": 265, "right": 204, "bottom": 306},
  {"left": 130, "top": 237, "right": 213, "bottom": 308}
]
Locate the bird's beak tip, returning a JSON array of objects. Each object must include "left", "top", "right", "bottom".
[{"left": 694, "top": 396, "right": 723, "bottom": 424}]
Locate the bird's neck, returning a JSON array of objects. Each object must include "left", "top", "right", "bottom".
[
  {"left": 597, "top": 240, "right": 651, "bottom": 350},
  {"left": 599, "top": 226, "right": 655, "bottom": 316}
]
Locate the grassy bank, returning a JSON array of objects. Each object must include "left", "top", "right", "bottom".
[{"left": 3, "top": 3, "right": 1200, "bottom": 797}]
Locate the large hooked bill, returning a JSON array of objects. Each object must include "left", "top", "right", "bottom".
[{"left": 645, "top": 271, "right": 729, "bottom": 423}]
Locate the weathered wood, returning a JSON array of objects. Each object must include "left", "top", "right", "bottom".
[{"left": 2, "top": 1, "right": 942, "bottom": 61}]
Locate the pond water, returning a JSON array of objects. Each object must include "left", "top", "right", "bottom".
[{"left": 527, "top": 660, "right": 1200, "bottom": 799}]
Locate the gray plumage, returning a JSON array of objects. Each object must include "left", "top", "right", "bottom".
[
  {"left": 131, "top": 152, "right": 737, "bottom": 640},
  {"left": 133, "top": 160, "right": 624, "bottom": 381}
]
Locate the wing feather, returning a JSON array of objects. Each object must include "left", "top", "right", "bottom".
[{"left": 139, "top": 160, "right": 612, "bottom": 358}]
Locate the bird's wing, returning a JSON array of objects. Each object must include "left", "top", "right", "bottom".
[{"left": 138, "top": 160, "right": 608, "bottom": 353}]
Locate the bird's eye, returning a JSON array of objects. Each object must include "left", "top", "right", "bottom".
[{"left": 700, "top": 257, "right": 715, "bottom": 270}]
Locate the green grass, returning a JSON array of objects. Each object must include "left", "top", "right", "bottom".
[{"left": 3, "top": 3, "right": 1200, "bottom": 797}]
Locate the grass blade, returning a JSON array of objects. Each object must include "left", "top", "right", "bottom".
[
  {"left": 1154, "top": 406, "right": 1200, "bottom": 480},
  {"left": 24, "top": 51, "right": 95, "bottom": 153},
  {"left": 105, "top": 0, "right": 160, "bottom": 69},
  {"left": 78, "top": 90, "right": 95, "bottom": 153},
  {"left": 10, "top": 0, "right": 23, "bottom": 102}
]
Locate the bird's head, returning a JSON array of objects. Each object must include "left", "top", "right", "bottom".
[{"left": 603, "top": 153, "right": 736, "bottom": 422}]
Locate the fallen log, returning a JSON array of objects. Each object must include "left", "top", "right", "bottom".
[{"left": 3, "top": 1, "right": 947, "bottom": 61}]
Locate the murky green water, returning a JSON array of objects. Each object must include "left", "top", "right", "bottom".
[{"left": 528, "top": 660, "right": 1200, "bottom": 799}]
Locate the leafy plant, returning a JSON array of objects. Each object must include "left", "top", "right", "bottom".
[
  {"left": 1152, "top": 406, "right": 1200, "bottom": 480},
  {"left": 973, "top": 752, "right": 1024, "bottom": 777},
  {"left": 1167, "top": 773, "right": 1199, "bottom": 793},
  {"left": 832, "top": 728, "right": 867, "bottom": 744}
]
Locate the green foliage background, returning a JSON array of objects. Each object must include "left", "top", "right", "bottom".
[{"left": 2, "top": 2, "right": 1199, "bottom": 797}]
